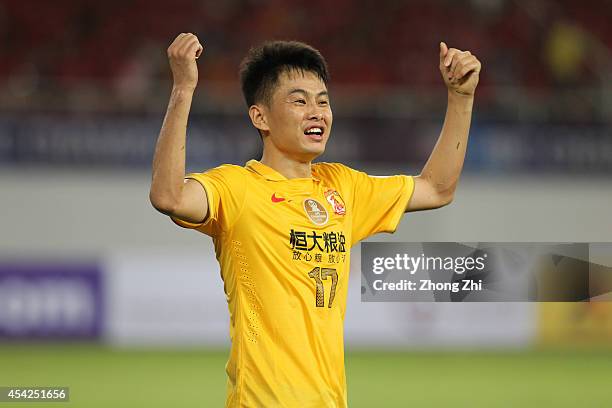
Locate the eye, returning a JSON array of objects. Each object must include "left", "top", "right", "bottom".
[
  {"left": 294, "top": 99, "right": 306, "bottom": 105},
  {"left": 318, "top": 100, "right": 329, "bottom": 106}
]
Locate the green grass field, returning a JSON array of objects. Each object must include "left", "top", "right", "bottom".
[{"left": 1, "top": 345, "right": 611, "bottom": 407}]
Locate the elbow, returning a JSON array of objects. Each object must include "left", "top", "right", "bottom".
[
  {"left": 426, "top": 192, "right": 454, "bottom": 210},
  {"left": 433, "top": 183, "right": 456, "bottom": 208},
  {"left": 436, "top": 179, "right": 458, "bottom": 208},
  {"left": 437, "top": 192, "right": 454, "bottom": 208},
  {"left": 149, "top": 190, "right": 179, "bottom": 215}
]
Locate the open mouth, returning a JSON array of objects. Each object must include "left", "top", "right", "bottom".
[{"left": 304, "top": 126, "right": 324, "bottom": 141}]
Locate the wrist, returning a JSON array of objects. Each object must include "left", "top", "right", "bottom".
[
  {"left": 448, "top": 88, "right": 475, "bottom": 99},
  {"left": 447, "top": 89, "right": 475, "bottom": 104}
]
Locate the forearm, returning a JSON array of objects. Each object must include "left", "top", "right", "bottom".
[
  {"left": 420, "top": 90, "right": 474, "bottom": 198},
  {"left": 149, "top": 86, "right": 194, "bottom": 213}
]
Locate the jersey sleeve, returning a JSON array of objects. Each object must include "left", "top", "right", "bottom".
[
  {"left": 347, "top": 166, "right": 414, "bottom": 244},
  {"left": 171, "top": 164, "right": 246, "bottom": 236}
]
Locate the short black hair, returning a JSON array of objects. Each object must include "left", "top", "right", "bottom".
[{"left": 239, "top": 41, "right": 330, "bottom": 107}]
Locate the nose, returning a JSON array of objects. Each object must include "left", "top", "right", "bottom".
[
  {"left": 307, "top": 105, "right": 324, "bottom": 121},
  {"left": 309, "top": 112, "right": 323, "bottom": 121}
]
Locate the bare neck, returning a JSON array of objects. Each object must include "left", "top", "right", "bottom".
[{"left": 260, "top": 150, "right": 313, "bottom": 179}]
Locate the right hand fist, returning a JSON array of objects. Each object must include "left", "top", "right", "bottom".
[{"left": 167, "top": 33, "right": 203, "bottom": 91}]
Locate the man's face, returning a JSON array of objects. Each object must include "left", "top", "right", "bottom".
[{"left": 259, "top": 70, "right": 332, "bottom": 161}]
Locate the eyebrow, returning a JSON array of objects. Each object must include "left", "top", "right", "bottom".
[{"left": 287, "top": 88, "right": 329, "bottom": 98}]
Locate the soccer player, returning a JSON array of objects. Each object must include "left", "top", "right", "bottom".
[{"left": 150, "top": 33, "right": 481, "bottom": 407}]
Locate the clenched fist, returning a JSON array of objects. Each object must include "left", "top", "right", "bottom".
[
  {"left": 439, "top": 42, "right": 481, "bottom": 96},
  {"left": 167, "top": 33, "right": 204, "bottom": 91}
]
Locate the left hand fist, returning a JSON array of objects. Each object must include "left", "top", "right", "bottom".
[{"left": 439, "top": 42, "right": 481, "bottom": 96}]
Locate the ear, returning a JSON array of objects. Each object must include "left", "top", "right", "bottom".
[{"left": 248, "top": 104, "right": 270, "bottom": 133}]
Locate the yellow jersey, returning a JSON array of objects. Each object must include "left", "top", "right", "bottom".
[{"left": 173, "top": 160, "right": 414, "bottom": 407}]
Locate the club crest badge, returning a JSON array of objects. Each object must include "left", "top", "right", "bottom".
[
  {"left": 324, "top": 189, "right": 346, "bottom": 216},
  {"left": 303, "top": 198, "right": 328, "bottom": 226}
]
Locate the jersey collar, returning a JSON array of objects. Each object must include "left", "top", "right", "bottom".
[{"left": 245, "top": 160, "right": 320, "bottom": 182}]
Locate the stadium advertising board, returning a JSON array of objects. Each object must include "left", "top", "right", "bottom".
[{"left": 0, "top": 262, "right": 103, "bottom": 340}]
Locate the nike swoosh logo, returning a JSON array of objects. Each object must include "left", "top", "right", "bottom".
[{"left": 271, "top": 193, "right": 286, "bottom": 203}]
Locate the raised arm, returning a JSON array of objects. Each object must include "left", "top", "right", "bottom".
[
  {"left": 149, "top": 33, "right": 209, "bottom": 224},
  {"left": 407, "top": 42, "right": 481, "bottom": 212}
]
